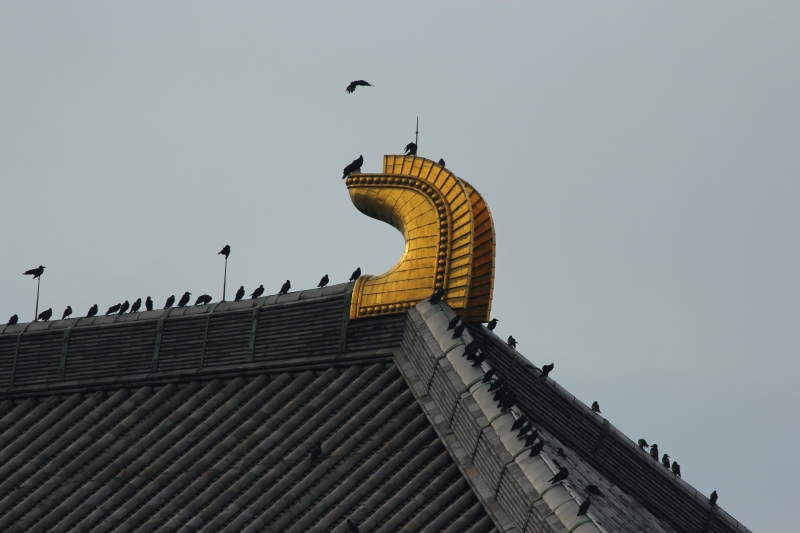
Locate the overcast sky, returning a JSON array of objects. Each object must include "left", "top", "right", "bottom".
[{"left": 1, "top": 3, "right": 798, "bottom": 530}]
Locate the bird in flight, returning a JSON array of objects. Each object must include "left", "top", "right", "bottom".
[
  {"left": 87, "top": 304, "right": 98, "bottom": 318},
  {"left": 164, "top": 295, "right": 175, "bottom": 309},
  {"left": 38, "top": 308, "right": 53, "bottom": 321},
  {"left": 349, "top": 267, "right": 361, "bottom": 281},
  {"left": 404, "top": 142, "right": 417, "bottom": 156},
  {"left": 195, "top": 294, "right": 212, "bottom": 306},
  {"left": 438, "top": 158, "right": 446, "bottom": 167},
  {"left": 345, "top": 80, "right": 373, "bottom": 93},
  {"left": 577, "top": 496, "right": 591, "bottom": 516},
  {"left": 486, "top": 318, "right": 498, "bottom": 331},
  {"left": 7, "top": 314, "right": 18, "bottom": 325},
  {"left": 23, "top": 265, "right": 45, "bottom": 279},
  {"left": 279, "top": 280, "right": 291, "bottom": 295},
  {"left": 342, "top": 155, "right": 363, "bottom": 179},
  {"left": 591, "top": 401, "right": 601, "bottom": 414},
  {"left": 318, "top": 274, "right": 329, "bottom": 288},
  {"left": 235, "top": 286, "right": 245, "bottom": 301},
  {"left": 177, "top": 292, "right": 191, "bottom": 308},
  {"left": 62, "top": 306, "right": 72, "bottom": 320},
  {"left": 218, "top": 244, "right": 230, "bottom": 258},
  {"left": 145, "top": 297, "right": 153, "bottom": 311},
  {"left": 131, "top": 298, "right": 142, "bottom": 313},
  {"left": 106, "top": 303, "right": 121, "bottom": 315}
]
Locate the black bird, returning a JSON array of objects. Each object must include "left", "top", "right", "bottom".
[
  {"left": 218, "top": 244, "right": 231, "bottom": 258},
  {"left": 164, "top": 295, "right": 175, "bottom": 309},
  {"left": 464, "top": 341, "right": 480, "bottom": 356},
  {"left": 346, "top": 80, "right": 373, "bottom": 93},
  {"left": 346, "top": 518, "right": 359, "bottom": 533},
  {"left": 23, "top": 265, "right": 45, "bottom": 279},
  {"left": 529, "top": 440, "right": 545, "bottom": 456},
  {"left": 38, "top": 308, "right": 53, "bottom": 321},
  {"left": 234, "top": 286, "right": 245, "bottom": 301},
  {"left": 471, "top": 353, "right": 486, "bottom": 367},
  {"left": 591, "top": 401, "right": 601, "bottom": 414},
  {"left": 130, "top": 298, "right": 142, "bottom": 313},
  {"left": 488, "top": 378, "right": 506, "bottom": 392},
  {"left": 62, "top": 306, "right": 72, "bottom": 320},
  {"left": 507, "top": 336, "right": 517, "bottom": 349},
  {"left": 279, "top": 280, "right": 291, "bottom": 295},
  {"left": 498, "top": 391, "right": 515, "bottom": 410},
  {"left": 447, "top": 316, "right": 461, "bottom": 330},
  {"left": 650, "top": 444, "right": 659, "bottom": 461},
  {"left": 119, "top": 300, "right": 130, "bottom": 314},
  {"left": 428, "top": 288, "right": 447, "bottom": 304},
  {"left": 548, "top": 467, "right": 569, "bottom": 485},
  {"left": 671, "top": 462, "right": 681, "bottom": 477},
  {"left": 486, "top": 318, "right": 498, "bottom": 331},
  {"left": 404, "top": 142, "right": 417, "bottom": 156},
  {"left": 557, "top": 448, "right": 567, "bottom": 459},
  {"left": 343, "top": 155, "right": 363, "bottom": 179},
  {"left": 637, "top": 438, "right": 649, "bottom": 450},
  {"left": 482, "top": 368, "right": 497, "bottom": 383},
  {"left": 709, "top": 490, "right": 718, "bottom": 506},
  {"left": 177, "top": 292, "right": 191, "bottom": 308},
  {"left": 349, "top": 267, "right": 361, "bottom": 281},
  {"left": 491, "top": 383, "right": 509, "bottom": 400},
  {"left": 586, "top": 484, "right": 603, "bottom": 497},
  {"left": 7, "top": 314, "right": 18, "bottom": 325},
  {"left": 195, "top": 294, "right": 212, "bottom": 306},
  {"left": 438, "top": 158, "right": 446, "bottom": 167},
  {"left": 524, "top": 432, "right": 539, "bottom": 447},
  {"left": 317, "top": 275, "right": 329, "bottom": 288},
  {"left": 310, "top": 442, "right": 323, "bottom": 463},
  {"left": 87, "top": 304, "right": 98, "bottom": 318},
  {"left": 516, "top": 421, "right": 533, "bottom": 439},
  {"left": 577, "top": 496, "right": 591, "bottom": 516},
  {"left": 661, "top": 454, "right": 670, "bottom": 469},
  {"left": 521, "top": 427, "right": 538, "bottom": 442},
  {"left": 106, "top": 303, "right": 121, "bottom": 315},
  {"left": 145, "top": 297, "right": 153, "bottom": 311},
  {"left": 251, "top": 285, "right": 264, "bottom": 299},
  {"left": 541, "top": 363, "right": 554, "bottom": 379},
  {"left": 511, "top": 415, "right": 528, "bottom": 432},
  {"left": 451, "top": 322, "right": 466, "bottom": 338}
]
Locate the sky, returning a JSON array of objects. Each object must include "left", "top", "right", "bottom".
[{"left": 1, "top": 2, "right": 798, "bottom": 530}]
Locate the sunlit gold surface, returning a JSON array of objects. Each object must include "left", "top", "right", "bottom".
[{"left": 346, "top": 155, "right": 495, "bottom": 321}]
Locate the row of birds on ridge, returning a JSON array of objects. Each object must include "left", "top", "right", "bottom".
[{"left": 341, "top": 144, "right": 445, "bottom": 180}]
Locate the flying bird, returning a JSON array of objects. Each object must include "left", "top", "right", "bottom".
[
  {"left": 38, "top": 308, "right": 53, "bottom": 321},
  {"left": 709, "top": 490, "right": 718, "bottom": 506},
  {"left": 251, "top": 285, "right": 264, "bottom": 299},
  {"left": 541, "top": 363, "right": 554, "bottom": 379},
  {"left": 349, "top": 267, "right": 361, "bottom": 281},
  {"left": 62, "top": 306, "right": 72, "bottom": 320},
  {"left": 661, "top": 454, "right": 670, "bottom": 469},
  {"left": 346, "top": 518, "right": 359, "bottom": 533},
  {"left": 591, "top": 401, "right": 601, "bottom": 414},
  {"left": 23, "top": 265, "right": 45, "bottom": 279},
  {"left": 342, "top": 155, "right": 363, "bottom": 179},
  {"left": 131, "top": 298, "right": 142, "bottom": 313},
  {"left": 507, "top": 336, "right": 517, "bottom": 349},
  {"left": 345, "top": 80, "right": 373, "bottom": 93},
  {"left": 577, "top": 496, "right": 591, "bottom": 516},
  {"left": 438, "top": 158, "right": 446, "bottom": 167},
  {"left": 671, "top": 462, "right": 681, "bottom": 477},
  {"left": 447, "top": 316, "right": 461, "bottom": 330},
  {"left": 235, "top": 286, "right": 245, "bottom": 301},
  {"left": 586, "top": 484, "right": 603, "bottom": 497},
  {"left": 218, "top": 244, "right": 230, "bottom": 258},
  {"left": 87, "top": 304, "right": 98, "bottom": 318},
  {"left": 428, "top": 289, "right": 446, "bottom": 303},
  {"left": 279, "top": 280, "right": 291, "bottom": 295},
  {"left": 637, "top": 438, "right": 649, "bottom": 450},
  {"left": 486, "top": 318, "right": 498, "bottom": 331},
  {"left": 317, "top": 274, "right": 329, "bottom": 288},
  {"left": 177, "top": 292, "right": 191, "bottom": 308},
  {"left": 404, "top": 142, "right": 417, "bottom": 156},
  {"left": 195, "top": 294, "right": 212, "bottom": 306},
  {"left": 650, "top": 444, "right": 659, "bottom": 461},
  {"left": 451, "top": 322, "right": 466, "bottom": 338},
  {"left": 548, "top": 467, "right": 569, "bottom": 485},
  {"left": 164, "top": 295, "right": 175, "bottom": 309},
  {"left": 529, "top": 440, "right": 545, "bottom": 456},
  {"left": 310, "top": 442, "right": 323, "bottom": 463},
  {"left": 8, "top": 314, "right": 18, "bottom": 325},
  {"left": 106, "top": 303, "right": 121, "bottom": 315},
  {"left": 119, "top": 300, "right": 130, "bottom": 314},
  {"left": 145, "top": 297, "right": 153, "bottom": 311}
]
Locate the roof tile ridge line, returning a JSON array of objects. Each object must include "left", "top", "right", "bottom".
[{"left": 412, "top": 300, "right": 606, "bottom": 533}]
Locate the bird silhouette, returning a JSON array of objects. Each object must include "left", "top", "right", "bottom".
[
  {"left": 637, "top": 438, "right": 649, "bottom": 450},
  {"left": 511, "top": 415, "right": 528, "bottom": 431},
  {"left": 591, "top": 401, "right": 601, "bottom": 414},
  {"left": 548, "top": 467, "right": 569, "bottom": 484},
  {"left": 131, "top": 298, "right": 142, "bottom": 313},
  {"left": 447, "top": 316, "right": 461, "bottom": 330},
  {"left": 23, "top": 265, "right": 45, "bottom": 279},
  {"left": 38, "top": 308, "right": 53, "bottom": 321},
  {"left": 106, "top": 303, "right": 121, "bottom": 315},
  {"left": 87, "top": 304, "right": 98, "bottom": 318},
  {"left": 529, "top": 440, "right": 545, "bottom": 456},
  {"left": 349, "top": 267, "right": 361, "bottom": 281},
  {"left": 650, "top": 444, "right": 659, "bottom": 461},
  {"left": 709, "top": 490, "right": 718, "bottom": 506},
  {"left": 345, "top": 80, "right": 373, "bottom": 93},
  {"left": 251, "top": 285, "right": 264, "bottom": 299},
  {"left": 279, "top": 280, "right": 291, "bottom": 295},
  {"left": 346, "top": 518, "right": 359, "bottom": 533},
  {"left": 507, "top": 336, "right": 517, "bottom": 349},
  {"left": 310, "top": 442, "right": 323, "bottom": 462},
  {"left": 317, "top": 274, "right": 329, "bottom": 288},
  {"left": 524, "top": 432, "right": 539, "bottom": 447},
  {"left": 586, "top": 484, "right": 603, "bottom": 497},
  {"left": 7, "top": 314, "right": 18, "bottom": 325},
  {"left": 488, "top": 378, "right": 506, "bottom": 392},
  {"left": 577, "top": 496, "right": 591, "bottom": 516},
  {"left": 118, "top": 300, "right": 130, "bottom": 314},
  {"left": 557, "top": 448, "right": 567, "bottom": 458},
  {"left": 661, "top": 454, "right": 670, "bottom": 469},
  {"left": 482, "top": 368, "right": 496, "bottom": 383},
  {"left": 404, "top": 142, "right": 417, "bottom": 156},
  {"left": 471, "top": 353, "right": 487, "bottom": 367},
  {"left": 164, "top": 295, "right": 175, "bottom": 309},
  {"left": 145, "top": 297, "right": 153, "bottom": 311},
  {"left": 218, "top": 244, "right": 230, "bottom": 258},
  {"left": 487, "top": 318, "right": 498, "bottom": 331},
  {"left": 343, "top": 155, "right": 363, "bottom": 179},
  {"left": 234, "top": 286, "right": 245, "bottom": 301},
  {"left": 195, "top": 294, "right": 212, "bottom": 306},
  {"left": 541, "top": 363, "right": 554, "bottom": 379},
  {"left": 177, "top": 292, "right": 191, "bottom": 308},
  {"left": 452, "top": 322, "right": 466, "bottom": 338},
  {"left": 438, "top": 158, "right": 446, "bottom": 167},
  {"left": 671, "top": 462, "right": 681, "bottom": 477},
  {"left": 62, "top": 306, "right": 72, "bottom": 320}
]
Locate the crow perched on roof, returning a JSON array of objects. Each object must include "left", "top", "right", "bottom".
[
  {"left": 471, "top": 354, "right": 486, "bottom": 367},
  {"left": 464, "top": 341, "right": 480, "bottom": 356},
  {"left": 482, "top": 368, "right": 496, "bottom": 383},
  {"left": 195, "top": 294, "right": 212, "bottom": 306},
  {"left": 145, "top": 297, "right": 153, "bottom": 311},
  {"left": 577, "top": 496, "right": 591, "bottom": 516},
  {"left": 106, "top": 303, "right": 121, "bottom": 315},
  {"left": 671, "top": 462, "right": 681, "bottom": 477},
  {"left": 346, "top": 518, "right": 359, "bottom": 533},
  {"left": 23, "top": 265, "right": 45, "bottom": 279},
  {"left": 548, "top": 467, "right": 569, "bottom": 485},
  {"left": 488, "top": 378, "right": 506, "bottom": 392},
  {"left": 586, "top": 484, "right": 603, "bottom": 497},
  {"left": 557, "top": 448, "right": 567, "bottom": 458},
  {"left": 345, "top": 80, "right": 373, "bottom": 93},
  {"left": 310, "top": 442, "right": 323, "bottom": 462},
  {"left": 119, "top": 300, "right": 130, "bottom": 314},
  {"left": 428, "top": 288, "right": 446, "bottom": 303},
  {"left": 650, "top": 444, "right": 659, "bottom": 461},
  {"left": 511, "top": 415, "right": 528, "bottom": 431},
  {"left": 62, "top": 306, "right": 72, "bottom": 320},
  {"left": 349, "top": 267, "right": 361, "bottom": 281},
  {"left": 87, "top": 304, "right": 98, "bottom": 318},
  {"left": 404, "top": 142, "right": 417, "bottom": 156},
  {"left": 709, "top": 491, "right": 718, "bottom": 506},
  {"left": 343, "top": 155, "right": 363, "bottom": 179},
  {"left": 164, "top": 295, "right": 175, "bottom": 309},
  {"left": 524, "top": 432, "right": 539, "bottom": 447},
  {"left": 251, "top": 285, "right": 264, "bottom": 299},
  {"left": 38, "top": 308, "right": 53, "bottom": 321},
  {"left": 661, "top": 454, "right": 671, "bottom": 469},
  {"left": 7, "top": 314, "right": 18, "bottom": 325},
  {"left": 529, "top": 440, "right": 545, "bottom": 456},
  {"left": 317, "top": 275, "right": 329, "bottom": 288},
  {"left": 177, "top": 292, "right": 191, "bottom": 308},
  {"left": 218, "top": 244, "right": 230, "bottom": 258},
  {"left": 507, "top": 336, "right": 517, "bottom": 349},
  {"left": 279, "top": 280, "right": 291, "bottom": 295},
  {"left": 637, "top": 438, "right": 649, "bottom": 450},
  {"left": 541, "top": 363, "right": 554, "bottom": 379},
  {"left": 234, "top": 286, "right": 245, "bottom": 301},
  {"left": 591, "top": 401, "right": 601, "bottom": 414},
  {"left": 131, "top": 298, "right": 142, "bottom": 313},
  {"left": 438, "top": 158, "right": 446, "bottom": 167},
  {"left": 517, "top": 422, "right": 533, "bottom": 440},
  {"left": 451, "top": 322, "right": 466, "bottom": 339},
  {"left": 447, "top": 316, "right": 461, "bottom": 330},
  {"left": 487, "top": 318, "right": 498, "bottom": 331}
]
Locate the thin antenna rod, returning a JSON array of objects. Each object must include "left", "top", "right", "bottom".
[
  {"left": 35, "top": 277, "right": 40, "bottom": 321},
  {"left": 222, "top": 256, "right": 228, "bottom": 302},
  {"left": 415, "top": 117, "right": 419, "bottom": 149}
]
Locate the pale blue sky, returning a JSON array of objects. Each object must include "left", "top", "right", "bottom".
[{"left": 2, "top": 3, "right": 798, "bottom": 529}]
